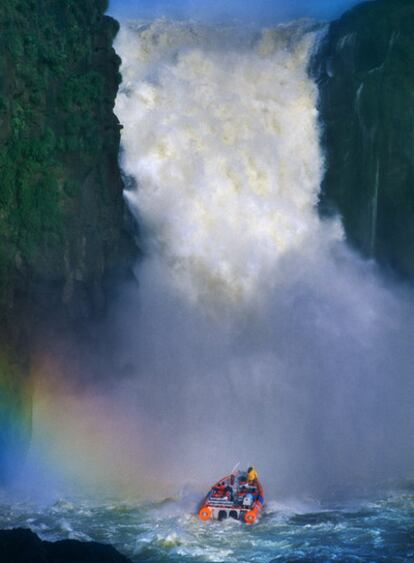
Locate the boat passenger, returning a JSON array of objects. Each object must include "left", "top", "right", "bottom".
[
  {"left": 212, "top": 482, "right": 227, "bottom": 498},
  {"left": 247, "top": 466, "right": 258, "bottom": 483}
]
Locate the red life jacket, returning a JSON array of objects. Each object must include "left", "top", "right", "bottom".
[{"left": 213, "top": 485, "right": 227, "bottom": 497}]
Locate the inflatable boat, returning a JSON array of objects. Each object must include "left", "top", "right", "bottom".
[{"left": 198, "top": 467, "right": 264, "bottom": 524}]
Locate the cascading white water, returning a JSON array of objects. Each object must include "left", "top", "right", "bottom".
[
  {"left": 113, "top": 19, "right": 414, "bottom": 496},
  {"left": 115, "top": 20, "right": 339, "bottom": 310}
]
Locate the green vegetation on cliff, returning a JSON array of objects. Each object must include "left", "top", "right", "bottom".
[
  {"left": 314, "top": 0, "right": 414, "bottom": 280},
  {"left": 0, "top": 0, "right": 130, "bottom": 319},
  {"left": 0, "top": 0, "right": 133, "bottom": 479}
]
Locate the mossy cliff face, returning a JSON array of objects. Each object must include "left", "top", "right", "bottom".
[
  {"left": 314, "top": 0, "right": 414, "bottom": 280},
  {"left": 0, "top": 0, "right": 133, "bottom": 477}
]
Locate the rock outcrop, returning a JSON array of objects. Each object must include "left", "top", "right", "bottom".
[
  {"left": 314, "top": 0, "right": 414, "bottom": 280},
  {"left": 0, "top": 528, "right": 132, "bottom": 563}
]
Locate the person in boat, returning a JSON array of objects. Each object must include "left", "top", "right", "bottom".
[
  {"left": 236, "top": 473, "right": 251, "bottom": 507},
  {"left": 247, "top": 466, "right": 265, "bottom": 514},
  {"left": 212, "top": 481, "right": 233, "bottom": 500},
  {"left": 247, "top": 466, "right": 258, "bottom": 484},
  {"left": 237, "top": 486, "right": 248, "bottom": 507},
  {"left": 244, "top": 467, "right": 259, "bottom": 500},
  {"left": 212, "top": 482, "right": 227, "bottom": 498}
]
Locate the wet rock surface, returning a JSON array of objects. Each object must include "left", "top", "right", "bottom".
[
  {"left": 314, "top": 0, "right": 414, "bottom": 280},
  {"left": 0, "top": 528, "right": 132, "bottom": 563}
]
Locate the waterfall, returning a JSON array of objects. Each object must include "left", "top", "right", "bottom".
[
  {"left": 115, "top": 20, "right": 335, "bottom": 311},
  {"left": 112, "top": 19, "right": 414, "bottom": 496},
  {"left": 370, "top": 158, "right": 380, "bottom": 256}
]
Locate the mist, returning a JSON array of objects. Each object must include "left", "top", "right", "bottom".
[{"left": 108, "top": 239, "right": 414, "bottom": 498}]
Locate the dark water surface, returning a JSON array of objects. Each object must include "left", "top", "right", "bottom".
[{"left": 0, "top": 487, "right": 413, "bottom": 561}]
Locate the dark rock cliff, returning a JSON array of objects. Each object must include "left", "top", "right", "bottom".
[
  {"left": 0, "top": 0, "right": 134, "bottom": 478},
  {"left": 314, "top": 0, "right": 414, "bottom": 280},
  {"left": 0, "top": 528, "right": 132, "bottom": 563}
]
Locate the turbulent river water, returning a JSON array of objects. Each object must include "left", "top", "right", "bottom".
[{"left": 1, "top": 487, "right": 414, "bottom": 561}]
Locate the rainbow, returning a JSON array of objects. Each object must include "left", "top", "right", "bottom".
[{"left": 13, "top": 354, "right": 170, "bottom": 499}]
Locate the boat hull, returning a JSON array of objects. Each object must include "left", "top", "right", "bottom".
[{"left": 198, "top": 473, "right": 264, "bottom": 524}]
